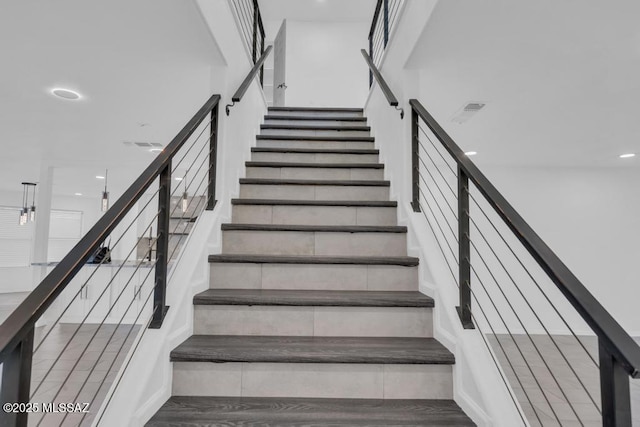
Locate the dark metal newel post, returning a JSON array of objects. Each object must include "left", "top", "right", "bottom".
[
  {"left": 457, "top": 166, "right": 474, "bottom": 329},
  {"left": 207, "top": 105, "right": 219, "bottom": 210},
  {"left": 369, "top": 36, "right": 373, "bottom": 87},
  {"left": 410, "top": 108, "right": 421, "bottom": 212},
  {"left": 150, "top": 163, "right": 171, "bottom": 329},
  {"left": 383, "top": 0, "right": 389, "bottom": 47},
  {"left": 0, "top": 327, "right": 34, "bottom": 427},
  {"left": 599, "top": 340, "right": 632, "bottom": 426},
  {"left": 252, "top": 0, "right": 258, "bottom": 64}
]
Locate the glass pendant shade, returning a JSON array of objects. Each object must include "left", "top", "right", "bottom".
[
  {"left": 181, "top": 192, "right": 189, "bottom": 213},
  {"left": 101, "top": 191, "right": 109, "bottom": 212}
]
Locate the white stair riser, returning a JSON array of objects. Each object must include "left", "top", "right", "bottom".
[
  {"left": 222, "top": 230, "right": 407, "bottom": 256},
  {"left": 257, "top": 140, "right": 374, "bottom": 150},
  {"left": 209, "top": 263, "right": 418, "bottom": 291},
  {"left": 239, "top": 184, "right": 389, "bottom": 201},
  {"left": 266, "top": 110, "right": 364, "bottom": 118},
  {"left": 261, "top": 129, "right": 369, "bottom": 137},
  {"left": 246, "top": 166, "right": 384, "bottom": 180},
  {"left": 264, "top": 119, "right": 367, "bottom": 127},
  {"left": 232, "top": 205, "right": 397, "bottom": 226},
  {"left": 173, "top": 362, "right": 452, "bottom": 399},
  {"left": 194, "top": 305, "right": 432, "bottom": 337},
  {"left": 251, "top": 152, "right": 379, "bottom": 163}
]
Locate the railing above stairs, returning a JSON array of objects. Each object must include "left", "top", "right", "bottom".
[
  {"left": 362, "top": 48, "right": 640, "bottom": 426},
  {"left": 0, "top": 94, "right": 221, "bottom": 427}
]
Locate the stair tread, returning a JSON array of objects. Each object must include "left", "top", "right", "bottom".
[
  {"left": 146, "top": 396, "right": 475, "bottom": 426},
  {"left": 246, "top": 161, "right": 384, "bottom": 169},
  {"left": 170, "top": 335, "right": 454, "bottom": 364},
  {"left": 221, "top": 224, "right": 405, "bottom": 232},
  {"left": 261, "top": 124, "right": 371, "bottom": 131},
  {"left": 266, "top": 115, "right": 367, "bottom": 121},
  {"left": 257, "top": 135, "right": 374, "bottom": 142},
  {"left": 208, "top": 254, "right": 419, "bottom": 266},
  {"left": 232, "top": 198, "right": 397, "bottom": 207},
  {"left": 193, "top": 289, "right": 433, "bottom": 307},
  {"left": 268, "top": 107, "right": 364, "bottom": 112},
  {"left": 239, "top": 178, "right": 389, "bottom": 186},
  {"left": 251, "top": 147, "right": 378, "bottom": 154}
]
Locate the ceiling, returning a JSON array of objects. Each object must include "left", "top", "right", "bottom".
[
  {"left": 407, "top": 0, "right": 640, "bottom": 168},
  {"left": 260, "top": 0, "right": 376, "bottom": 33},
  {"left": 0, "top": 0, "right": 223, "bottom": 199}
]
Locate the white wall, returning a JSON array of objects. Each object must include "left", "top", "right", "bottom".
[
  {"left": 284, "top": 21, "right": 369, "bottom": 107},
  {"left": 481, "top": 166, "right": 640, "bottom": 335}
]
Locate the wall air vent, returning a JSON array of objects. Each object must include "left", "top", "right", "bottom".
[{"left": 451, "top": 102, "right": 486, "bottom": 124}]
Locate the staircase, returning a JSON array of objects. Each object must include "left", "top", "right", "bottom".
[{"left": 146, "top": 107, "right": 474, "bottom": 426}]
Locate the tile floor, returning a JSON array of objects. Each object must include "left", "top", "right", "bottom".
[{"left": 489, "top": 334, "right": 640, "bottom": 426}]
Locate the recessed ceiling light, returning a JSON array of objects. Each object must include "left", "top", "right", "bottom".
[
  {"left": 619, "top": 153, "right": 635, "bottom": 158},
  {"left": 149, "top": 148, "right": 163, "bottom": 153},
  {"left": 175, "top": 177, "right": 183, "bottom": 181},
  {"left": 465, "top": 151, "right": 477, "bottom": 156},
  {"left": 96, "top": 175, "right": 105, "bottom": 179},
  {"left": 51, "top": 88, "right": 82, "bottom": 100},
  {"left": 74, "top": 193, "right": 83, "bottom": 196}
]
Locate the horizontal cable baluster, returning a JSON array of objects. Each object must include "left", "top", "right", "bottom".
[
  {"left": 91, "top": 303, "right": 155, "bottom": 426},
  {"left": 34, "top": 243, "right": 158, "bottom": 426},
  {"left": 468, "top": 191, "right": 599, "bottom": 369},
  {"left": 417, "top": 202, "right": 459, "bottom": 286},
  {"left": 468, "top": 239, "right": 584, "bottom": 423},
  {"left": 167, "top": 164, "right": 214, "bottom": 263},
  {"left": 468, "top": 260, "right": 564, "bottom": 425},
  {"left": 31, "top": 186, "right": 161, "bottom": 356},
  {"left": 418, "top": 125, "right": 457, "bottom": 175},
  {"left": 468, "top": 212, "right": 601, "bottom": 412},
  {"left": 417, "top": 186, "right": 459, "bottom": 263},
  {"left": 466, "top": 304, "right": 542, "bottom": 426},
  {"left": 30, "top": 215, "right": 161, "bottom": 398},
  {"left": 417, "top": 177, "right": 458, "bottom": 245},
  {"left": 417, "top": 139, "right": 458, "bottom": 199},
  {"left": 80, "top": 288, "right": 156, "bottom": 426},
  {"left": 60, "top": 260, "right": 158, "bottom": 426}
]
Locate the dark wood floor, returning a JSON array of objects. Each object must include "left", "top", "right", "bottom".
[
  {"left": 170, "top": 335, "right": 455, "bottom": 364},
  {"left": 145, "top": 396, "right": 476, "bottom": 426}
]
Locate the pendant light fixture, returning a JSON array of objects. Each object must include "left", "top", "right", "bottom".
[
  {"left": 19, "top": 182, "right": 36, "bottom": 225},
  {"left": 181, "top": 172, "right": 188, "bottom": 213},
  {"left": 29, "top": 183, "right": 37, "bottom": 222},
  {"left": 101, "top": 169, "right": 109, "bottom": 212}
]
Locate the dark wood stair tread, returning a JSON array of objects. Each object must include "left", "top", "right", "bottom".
[
  {"left": 268, "top": 107, "right": 364, "bottom": 113},
  {"left": 193, "top": 289, "right": 433, "bottom": 307},
  {"left": 239, "top": 178, "right": 389, "bottom": 186},
  {"left": 170, "top": 335, "right": 454, "bottom": 364},
  {"left": 231, "top": 199, "right": 397, "bottom": 207},
  {"left": 246, "top": 161, "right": 384, "bottom": 169},
  {"left": 251, "top": 147, "right": 378, "bottom": 154},
  {"left": 257, "top": 135, "right": 374, "bottom": 142},
  {"left": 261, "top": 124, "right": 371, "bottom": 131},
  {"left": 266, "top": 114, "right": 368, "bottom": 121},
  {"left": 208, "top": 254, "right": 419, "bottom": 266},
  {"left": 146, "top": 396, "right": 475, "bottom": 426},
  {"left": 221, "top": 224, "right": 406, "bottom": 233}
]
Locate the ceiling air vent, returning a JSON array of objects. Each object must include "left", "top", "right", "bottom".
[
  {"left": 451, "top": 102, "right": 486, "bottom": 124},
  {"left": 123, "top": 141, "right": 164, "bottom": 150}
]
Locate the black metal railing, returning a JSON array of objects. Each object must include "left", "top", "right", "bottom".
[
  {"left": 407, "top": 98, "right": 640, "bottom": 426},
  {"left": 226, "top": 45, "right": 273, "bottom": 116},
  {"left": 360, "top": 50, "right": 403, "bottom": 119},
  {"left": 368, "top": 0, "right": 404, "bottom": 86},
  {"left": 230, "top": 0, "right": 266, "bottom": 86},
  {"left": 0, "top": 94, "right": 221, "bottom": 427}
]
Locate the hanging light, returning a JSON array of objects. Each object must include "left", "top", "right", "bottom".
[
  {"left": 19, "top": 182, "right": 36, "bottom": 225},
  {"left": 181, "top": 172, "right": 188, "bottom": 213},
  {"left": 29, "top": 182, "right": 37, "bottom": 222},
  {"left": 101, "top": 169, "right": 109, "bottom": 212}
]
